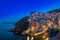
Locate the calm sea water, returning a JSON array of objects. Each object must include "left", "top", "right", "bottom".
[{"left": 0, "top": 24, "right": 26, "bottom": 40}]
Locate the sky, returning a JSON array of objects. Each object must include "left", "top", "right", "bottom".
[{"left": 0, "top": 0, "right": 60, "bottom": 23}]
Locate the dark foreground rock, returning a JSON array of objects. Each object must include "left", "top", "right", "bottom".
[
  {"left": 9, "top": 16, "right": 29, "bottom": 35},
  {"left": 51, "top": 32, "right": 60, "bottom": 40}
]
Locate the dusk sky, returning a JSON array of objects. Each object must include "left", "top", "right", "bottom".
[{"left": 0, "top": 0, "right": 60, "bottom": 23}]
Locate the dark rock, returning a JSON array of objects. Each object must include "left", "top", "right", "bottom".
[{"left": 11, "top": 16, "right": 29, "bottom": 35}]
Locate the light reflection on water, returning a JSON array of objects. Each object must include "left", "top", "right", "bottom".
[{"left": 0, "top": 24, "right": 26, "bottom": 40}]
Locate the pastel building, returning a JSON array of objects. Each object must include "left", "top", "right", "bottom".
[
  {"left": 29, "top": 12, "right": 46, "bottom": 32},
  {"left": 23, "top": 12, "right": 60, "bottom": 40},
  {"left": 58, "top": 12, "right": 60, "bottom": 27},
  {"left": 28, "top": 12, "right": 60, "bottom": 32}
]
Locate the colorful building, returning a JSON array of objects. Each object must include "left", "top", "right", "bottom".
[
  {"left": 28, "top": 12, "right": 60, "bottom": 40},
  {"left": 22, "top": 12, "right": 60, "bottom": 40}
]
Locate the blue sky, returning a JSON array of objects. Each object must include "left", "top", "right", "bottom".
[{"left": 0, "top": 0, "right": 60, "bottom": 23}]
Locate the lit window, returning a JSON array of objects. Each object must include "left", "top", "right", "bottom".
[
  {"left": 59, "top": 20, "right": 60, "bottom": 23},
  {"left": 48, "top": 23, "right": 51, "bottom": 26},
  {"left": 42, "top": 26, "right": 45, "bottom": 28}
]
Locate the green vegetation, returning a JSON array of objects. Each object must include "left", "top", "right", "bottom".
[
  {"left": 13, "top": 16, "right": 29, "bottom": 35},
  {"left": 34, "top": 34, "right": 44, "bottom": 40},
  {"left": 47, "top": 8, "right": 60, "bottom": 13},
  {"left": 15, "top": 16, "right": 29, "bottom": 31},
  {"left": 28, "top": 34, "right": 44, "bottom": 40},
  {"left": 13, "top": 8, "right": 60, "bottom": 40},
  {"left": 49, "top": 28, "right": 58, "bottom": 38},
  {"left": 57, "top": 28, "right": 60, "bottom": 32}
]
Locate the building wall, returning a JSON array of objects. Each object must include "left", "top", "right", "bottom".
[
  {"left": 58, "top": 12, "right": 60, "bottom": 27},
  {"left": 29, "top": 12, "right": 60, "bottom": 31}
]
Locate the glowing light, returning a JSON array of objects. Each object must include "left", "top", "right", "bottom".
[
  {"left": 27, "top": 36, "right": 29, "bottom": 40},
  {"left": 59, "top": 20, "right": 60, "bottom": 23},
  {"left": 50, "top": 21, "right": 53, "bottom": 25},
  {"left": 42, "top": 26, "right": 45, "bottom": 28},
  {"left": 31, "top": 26, "right": 36, "bottom": 31},
  {"left": 31, "top": 37, "right": 34, "bottom": 40},
  {"left": 45, "top": 38, "right": 49, "bottom": 40},
  {"left": 43, "top": 35, "right": 45, "bottom": 38},
  {"left": 48, "top": 23, "right": 51, "bottom": 26}
]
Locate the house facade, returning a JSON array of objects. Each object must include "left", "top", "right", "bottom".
[
  {"left": 29, "top": 12, "right": 60, "bottom": 31},
  {"left": 28, "top": 12, "right": 60, "bottom": 40}
]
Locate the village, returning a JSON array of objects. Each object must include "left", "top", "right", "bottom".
[{"left": 22, "top": 12, "right": 60, "bottom": 40}]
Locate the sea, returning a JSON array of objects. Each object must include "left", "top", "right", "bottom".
[{"left": 0, "top": 24, "right": 26, "bottom": 40}]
